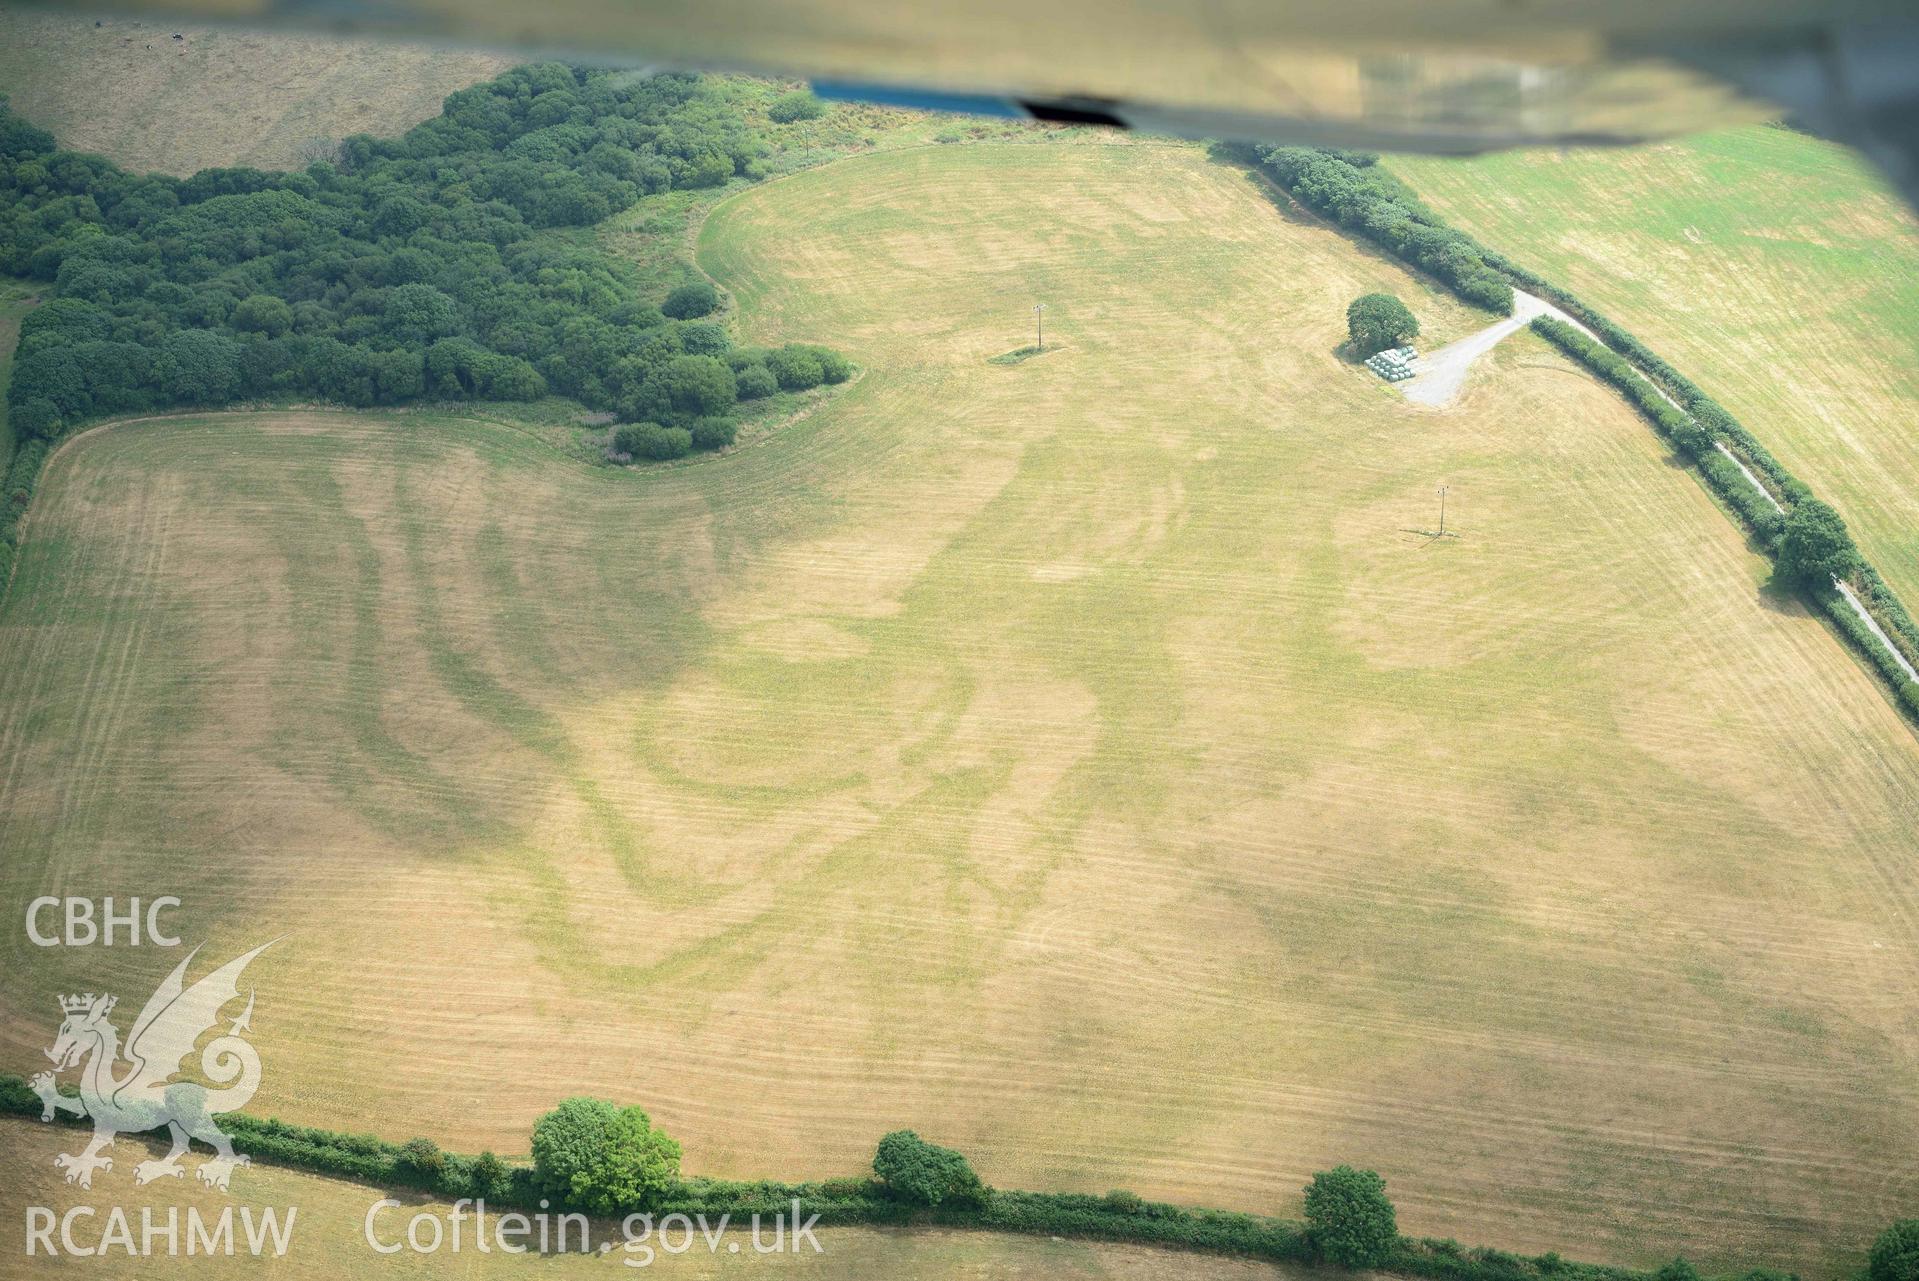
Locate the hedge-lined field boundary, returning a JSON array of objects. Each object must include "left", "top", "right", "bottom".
[
  {"left": 0, "top": 433, "right": 46, "bottom": 586},
  {"left": 1, "top": 1072, "right": 1802, "bottom": 1281},
  {"left": 1530, "top": 317, "right": 1919, "bottom": 716},
  {"left": 1238, "top": 143, "right": 1919, "bottom": 721},
  {"left": 1483, "top": 252, "right": 1919, "bottom": 697},
  {"left": 1239, "top": 144, "right": 1515, "bottom": 315}
]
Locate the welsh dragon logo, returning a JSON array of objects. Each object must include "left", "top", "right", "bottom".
[{"left": 31, "top": 942, "right": 274, "bottom": 1192}]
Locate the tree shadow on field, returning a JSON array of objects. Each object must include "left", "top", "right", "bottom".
[
  {"left": 1331, "top": 339, "right": 1370, "bottom": 366},
  {"left": 1231, "top": 169, "right": 1322, "bottom": 230},
  {"left": 1203, "top": 140, "right": 1506, "bottom": 326},
  {"left": 1755, "top": 571, "right": 1813, "bottom": 619},
  {"left": 1205, "top": 140, "right": 1321, "bottom": 226},
  {"left": 1650, "top": 445, "right": 1804, "bottom": 579}
]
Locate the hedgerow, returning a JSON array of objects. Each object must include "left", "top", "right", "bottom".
[
  {"left": 1480, "top": 249, "right": 1809, "bottom": 506},
  {"left": 1856, "top": 561, "right": 1919, "bottom": 667},
  {"left": 1530, "top": 314, "right": 1919, "bottom": 706},
  {"left": 1531, "top": 317, "right": 1782, "bottom": 543},
  {"left": 0, "top": 434, "right": 48, "bottom": 583},
  {"left": 1240, "top": 143, "right": 1919, "bottom": 702},
  {"left": 1814, "top": 581, "right": 1919, "bottom": 698},
  {"left": 1247, "top": 146, "right": 1514, "bottom": 314},
  {"left": 961, "top": 1189, "right": 1314, "bottom": 1258},
  {"left": 0, "top": 1072, "right": 1834, "bottom": 1281}
]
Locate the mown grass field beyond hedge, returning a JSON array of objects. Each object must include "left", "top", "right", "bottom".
[{"left": 1391, "top": 127, "right": 1919, "bottom": 613}]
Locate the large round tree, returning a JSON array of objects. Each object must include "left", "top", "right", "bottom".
[
  {"left": 1346, "top": 293, "right": 1419, "bottom": 356},
  {"left": 1303, "top": 1165, "right": 1397, "bottom": 1268},
  {"left": 1872, "top": 1221, "right": 1919, "bottom": 1281},
  {"left": 662, "top": 281, "right": 719, "bottom": 319},
  {"left": 872, "top": 1130, "right": 986, "bottom": 1207},
  {"left": 1776, "top": 498, "right": 1858, "bottom": 586},
  {"left": 661, "top": 354, "right": 737, "bottom": 417},
  {"left": 530, "top": 1097, "right": 682, "bottom": 1215}
]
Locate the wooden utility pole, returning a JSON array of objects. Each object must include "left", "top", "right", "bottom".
[
  {"left": 1436, "top": 484, "right": 1449, "bottom": 535},
  {"left": 1034, "top": 303, "right": 1046, "bottom": 351}
]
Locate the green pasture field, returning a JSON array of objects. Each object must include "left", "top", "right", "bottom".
[{"left": 1391, "top": 126, "right": 1919, "bottom": 611}]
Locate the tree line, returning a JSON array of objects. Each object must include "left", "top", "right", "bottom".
[
  {"left": 1531, "top": 315, "right": 1919, "bottom": 716},
  {"left": 0, "top": 64, "right": 847, "bottom": 454},
  {"left": 8, "top": 1071, "right": 1900, "bottom": 1281},
  {"left": 1233, "top": 138, "right": 1919, "bottom": 720},
  {"left": 1245, "top": 144, "right": 1514, "bottom": 314}
]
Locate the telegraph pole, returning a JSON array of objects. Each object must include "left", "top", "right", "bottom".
[
  {"left": 1034, "top": 303, "right": 1046, "bottom": 352},
  {"left": 1436, "top": 484, "right": 1449, "bottom": 535}
]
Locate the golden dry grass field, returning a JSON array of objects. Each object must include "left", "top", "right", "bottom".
[
  {"left": 0, "top": 1119, "right": 1298, "bottom": 1280},
  {"left": 1, "top": 141, "right": 1917, "bottom": 1275},
  {"left": 1391, "top": 127, "right": 1919, "bottom": 612},
  {"left": 0, "top": 9, "right": 511, "bottom": 175}
]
